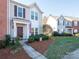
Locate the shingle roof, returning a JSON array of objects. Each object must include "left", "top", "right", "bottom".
[{"left": 64, "top": 16, "right": 79, "bottom": 22}]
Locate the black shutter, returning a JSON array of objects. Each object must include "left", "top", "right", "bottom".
[
  {"left": 14, "top": 5, "right": 17, "bottom": 17},
  {"left": 23, "top": 8, "right": 25, "bottom": 18}
]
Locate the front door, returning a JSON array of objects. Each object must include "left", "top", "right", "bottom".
[{"left": 17, "top": 27, "right": 23, "bottom": 38}]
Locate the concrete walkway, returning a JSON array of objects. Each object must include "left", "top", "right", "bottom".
[
  {"left": 20, "top": 40, "right": 47, "bottom": 59},
  {"left": 62, "top": 49, "right": 79, "bottom": 59}
]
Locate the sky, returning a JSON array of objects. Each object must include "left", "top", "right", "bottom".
[{"left": 14, "top": 0, "right": 79, "bottom": 17}]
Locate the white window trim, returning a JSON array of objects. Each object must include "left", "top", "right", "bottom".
[
  {"left": 17, "top": 6, "right": 23, "bottom": 18},
  {"left": 14, "top": 5, "right": 25, "bottom": 19}
]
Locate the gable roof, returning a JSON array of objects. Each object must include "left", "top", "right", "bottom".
[
  {"left": 28, "top": 3, "right": 43, "bottom": 14},
  {"left": 10, "top": 0, "right": 43, "bottom": 14},
  {"left": 43, "top": 15, "right": 79, "bottom": 25},
  {"left": 64, "top": 16, "right": 79, "bottom": 22},
  {"left": 10, "top": 0, "right": 29, "bottom": 8}
]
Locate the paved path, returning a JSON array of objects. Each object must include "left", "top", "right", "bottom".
[
  {"left": 62, "top": 49, "right": 79, "bottom": 59},
  {"left": 20, "top": 40, "right": 47, "bottom": 59}
]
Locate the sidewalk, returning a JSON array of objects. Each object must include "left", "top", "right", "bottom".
[
  {"left": 20, "top": 40, "right": 47, "bottom": 59},
  {"left": 62, "top": 49, "right": 79, "bottom": 59}
]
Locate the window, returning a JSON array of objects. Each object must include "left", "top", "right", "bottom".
[
  {"left": 68, "top": 29, "right": 72, "bottom": 33},
  {"left": 35, "top": 12, "right": 38, "bottom": 20},
  {"left": 67, "top": 21, "right": 69, "bottom": 25},
  {"left": 35, "top": 28, "right": 38, "bottom": 34},
  {"left": 31, "top": 11, "right": 34, "bottom": 19},
  {"left": 63, "top": 20, "right": 64, "bottom": 25},
  {"left": 58, "top": 20, "right": 59, "bottom": 25},
  {"left": 77, "top": 22, "right": 79, "bottom": 26},
  {"left": 31, "top": 28, "right": 34, "bottom": 35},
  {"left": 74, "top": 29, "right": 78, "bottom": 33},
  {"left": 14, "top": 5, "right": 26, "bottom": 18},
  {"left": 18, "top": 7, "right": 22, "bottom": 17},
  {"left": 74, "top": 21, "right": 77, "bottom": 26},
  {"left": 72, "top": 21, "right": 74, "bottom": 26},
  {"left": 14, "top": 5, "right": 17, "bottom": 17},
  {"left": 23, "top": 8, "right": 25, "bottom": 18}
]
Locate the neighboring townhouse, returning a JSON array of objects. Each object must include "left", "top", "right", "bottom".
[
  {"left": 43, "top": 15, "right": 58, "bottom": 31},
  {"left": 0, "top": 0, "right": 43, "bottom": 40},
  {"left": 0, "top": 0, "right": 8, "bottom": 39},
  {"left": 43, "top": 15, "right": 79, "bottom": 34}
]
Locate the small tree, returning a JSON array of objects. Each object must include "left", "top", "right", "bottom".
[{"left": 43, "top": 24, "right": 53, "bottom": 38}]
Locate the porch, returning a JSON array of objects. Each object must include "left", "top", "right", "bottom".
[{"left": 10, "top": 18, "right": 31, "bottom": 40}]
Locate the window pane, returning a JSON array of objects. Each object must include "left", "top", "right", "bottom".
[
  {"left": 31, "top": 28, "right": 34, "bottom": 35},
  {"left": 31, "top": 11, "right": 34, "bottom": 19},
  {"left": 23, "top": 8, "right": 25, "bottom": 18},
  {"left": 35, "top": 28, "right": 38, "bottom": 34},
  {"left": 14, "top": 5, "right": 17, "bottom": 17},
  {"left": 35, "top": 12, "right": 38, "bottom": 20},
  {"left": 18, "top": 7, "right": 22, "bottom": 17}
]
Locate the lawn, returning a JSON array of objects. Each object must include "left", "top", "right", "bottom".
[{"left": 45, "top": 36, "right": 79, "bottom": 59}]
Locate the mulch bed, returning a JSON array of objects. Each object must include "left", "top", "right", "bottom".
[
  {"left": 0, "top": 48, "right": 32, "bottom": 59},
  {"left": 29, "top": 39, "right": 53, "bottom": 54}
]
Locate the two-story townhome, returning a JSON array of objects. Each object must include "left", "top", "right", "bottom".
[
  {"left": 29, "top": 3, "right": 43, "bottom": 35},
  {"left": 43, "top": 15, "right": 79, "bottom": 34},
  {"left": 0, "top": 0, "right": 43, "bottom": 40},
  {"left": 65, "top": 17, "right": 79, "bottom": 34},
  {"left": 0, "top": 0, "right": 8, "bottom": 39}
]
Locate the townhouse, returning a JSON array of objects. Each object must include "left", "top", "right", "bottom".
[
  {"left": 43, "top": 15, "right": 79, "bottom": 34},
  {"left": 0, "top": 0, "right": 43, "bottom": 40}
]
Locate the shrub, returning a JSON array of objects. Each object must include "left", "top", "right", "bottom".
[
  {"left": 53, "top": 32, "right": 73, "bottom": 36},
  {"left": 75, "top": 33, "right": 79, "bottom": 37},
  {"left": 34, "top": 34, "right": 40, "bottom": 41},
  {"left": 10, "top": 37, "right": 21, "bottom": 50},
  {"left": 28, "top": 34, "right": 49, "bottom": 43},
  {"left": 28, "top": 35, "right": 35, "bottom": 43},
  {"left": 40, "top": 34, "right": 49, "bottom": 40},
  {"left": 5, "top": 35, "right": 11, "bottom": 46},
  {"left": 53, "top": 31, "right": 61, "bottom": 36},
  {"left": 62, "top": 33, "right": 73, "bottom": 36},
  {"left": 0, "top": 40, "right": 6, "bottom": 49}
]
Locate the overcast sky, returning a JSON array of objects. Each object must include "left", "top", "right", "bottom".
[{"left": 14, "top": 0, "right": 79, "bottom": 17}]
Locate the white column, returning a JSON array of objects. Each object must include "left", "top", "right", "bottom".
[
  {"left": 27, "top": 24, "right": 30, "bottom": 39},
  {"left": 23, "top": 25, "right": 27, "bottom": 39},
  {"left": 13, "top": 22, "right": 17, "bottom": 37},
  {"left": 72, "top": 28, "right": 74, "bottom": 34}
]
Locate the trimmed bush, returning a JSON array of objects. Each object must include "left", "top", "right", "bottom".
[
  {"left": 53, "top": 31, "right": 60, "bottom": 36},
  {"left": 39, "top": 34, "right": 49, "bottom": 40},
  {"left": 28, "top": 35, "right": 35, "bottom": 43},
  {"left": 28, "top": 34, "right": 49, "bottom": 43},
  {"left": 5, "top": 35, "right": 11, "bottom": 46},
  {"left": 61, "top": 33, "right": 73, "bottom": 36},
  {"left": 34, "top": 34, "right": 40, "bottom": 41},
  {"left": 53, "top": 32, "right": 73, "bottom": 36},
  {"left": 0, "top": 40, "right": 6, "bottom": 49}
]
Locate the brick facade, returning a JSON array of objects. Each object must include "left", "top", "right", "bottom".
[{"left": 0, "top": 0, "right": 7, "bottom": 39}]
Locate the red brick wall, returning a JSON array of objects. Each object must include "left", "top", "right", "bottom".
[{"left": 0, "top": 0, "right": 7, "bottom": 39}]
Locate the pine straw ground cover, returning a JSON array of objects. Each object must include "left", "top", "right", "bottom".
[
  {"left": 0, "top": 48, "right": 31, "bottom": 59},
  {"left": 29, "top": 39, "right": 53, "bottom": 54}
]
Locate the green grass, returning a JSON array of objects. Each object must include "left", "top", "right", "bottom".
[{"left": 45, "top": 36, "right": 79, "bottom": 59}]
